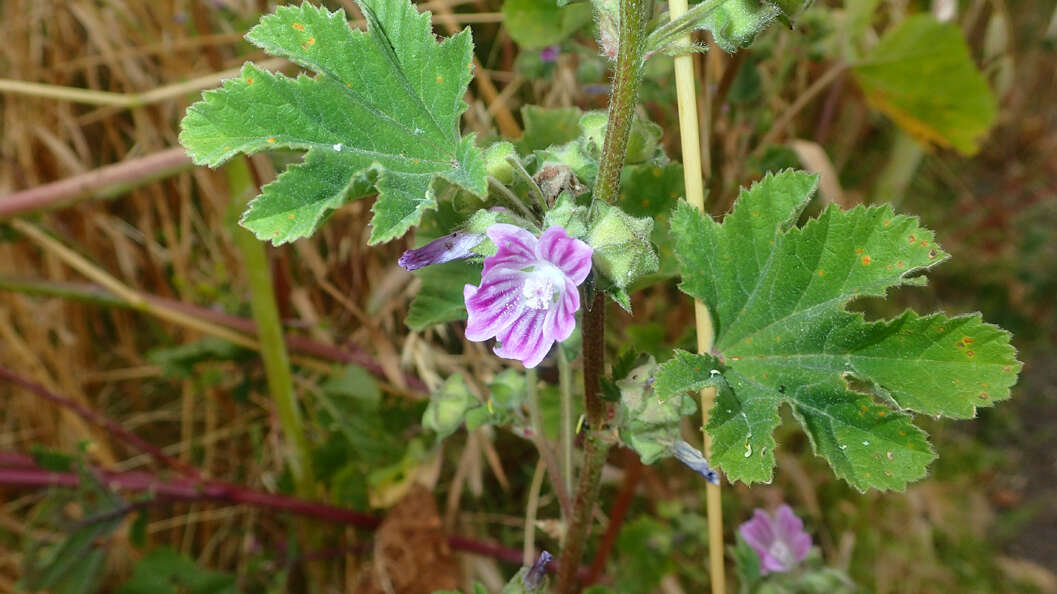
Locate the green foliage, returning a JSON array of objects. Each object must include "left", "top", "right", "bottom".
[
  {"left": 180, "top": 0, "right": 487, "bottom": 245},
  {"left": 613, "top": 517, "right": 675, "bottom": 593},
  {"left": 663, "top": 170, "right": 1020, "bottom": 490},
  {"left": 853, "top": 15, "right": 997, "bottom": 156},
  {"left": 20, "top": 465, "right": 127, "bottom": 594},
  {"left": 502, "top": 0, "right": 591, "bottom": 50},
  {"left": 515, "top": 106, "right": 583, "bottom": 154},
  {"left": 406, "top": 260, "right": 482, "bottom": 330},
  {"left": 148, "top": 337, "right": 253, "bottom": 378},
  {"left": 117, "top": 548, "right": 239, "bottom": 594}
]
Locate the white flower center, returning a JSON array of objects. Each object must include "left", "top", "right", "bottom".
[
  {"left": 768, "top": 540, "right": 793, "bottom": 568},
  {"left": 521, "top": 264, "right": 564, "bottom": 310}
]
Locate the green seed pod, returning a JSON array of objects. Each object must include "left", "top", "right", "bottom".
[{"left": 422, "top": 375, "right": 477, "bottom": 439}]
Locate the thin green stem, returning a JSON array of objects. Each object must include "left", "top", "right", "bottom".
[
  {"left": 488, "top": 176, "right": 536, "bottom": 222},
  {"left": 526, "top": 367, "right": 573, "bottom": 520},
  {"left": 227, "top": 159, "right": 315, "bottom": 498},
  {"left": 558, "top": 346, "right": 575, "bottom": 500},
  {"left": 506, "top": 155, "right": 548, "bottom": 212}
]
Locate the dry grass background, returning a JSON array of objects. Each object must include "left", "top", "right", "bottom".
[{"left": 0, "top": 1, "right": 1055, "bottom": 593}]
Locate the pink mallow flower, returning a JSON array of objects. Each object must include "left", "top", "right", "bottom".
[
  {"left": 739, "top": 505, "right": 812, "bottom": 574},
  {"left": 463, "top": 224, "right": 592, "bottom": 368}
]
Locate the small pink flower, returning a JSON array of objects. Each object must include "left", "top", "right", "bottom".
[
  {"left": 739, "top": 505, "right": 812, "bottom": 574},
  {"left": 463, "top": 224, "right": 592, "bottom": 368}
]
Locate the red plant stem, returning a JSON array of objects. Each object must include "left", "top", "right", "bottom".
[
  {"left": 0, "top": 148, "right": 192, "bottom": 218},
  {"left": 0, "top": 458, "right": 586, "bottom": 575},
  {"left": 0, "top": 366, "right": 201, "bottom": 479},
  {"left": 585, "top": 451, "right": 643, "bottom": 584}
]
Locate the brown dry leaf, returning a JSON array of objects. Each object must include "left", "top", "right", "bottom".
[{"left": 357, "top": 485, "right": 460, "bottom": 594}]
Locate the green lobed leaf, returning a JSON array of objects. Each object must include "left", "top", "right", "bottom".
[
  {"left": 667, "top": 170, "right": 1020, "bottom": 490},
  {"left": 179, "top": 1, "right": 487, "bottom": 245},
  {"left": 515, "top": 105, "right": 583, "bottom": 154},
  {"left": 853, "top": 15, "right": 997, "bottom": 156}
]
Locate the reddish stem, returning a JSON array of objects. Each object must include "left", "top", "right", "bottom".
[
  {"left": 0, "top": 457, "right": 586, "bottom": 575},
  {"left": 0, "top": 148, "right": 191, "bottom": 218},
  {"left": 0, "top": 366, "right": 201, "bottom": 479}
]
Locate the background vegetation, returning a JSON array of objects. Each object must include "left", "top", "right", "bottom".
[{"left": 0, "top": 0, "right": 1054, "bottom": 592}]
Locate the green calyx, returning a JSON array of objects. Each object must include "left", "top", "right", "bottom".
[
  {"left": 585, "top": 201, "right": 659, "bottom": 295},
  {"left": 483, "top": 141, "right": 517, "bottom": 185}
]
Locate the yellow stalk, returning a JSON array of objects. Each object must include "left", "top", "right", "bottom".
[{"left": 667, "top": 1, "right": 726, "bottom": 591}]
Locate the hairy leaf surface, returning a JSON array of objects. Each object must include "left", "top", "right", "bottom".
[
  {"left": 180, "top": 1, "right": 487, "bottom": 245},
  {"left": 663, "top": 170, "right": 1020, "bottom": 490}
]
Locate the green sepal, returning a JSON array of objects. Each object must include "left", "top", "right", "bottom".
[
  {"left": 586, "top": 201, "right": 659, "bottom": 292},
  {"left": 483, "top": 141, "right": 517, "bottom": 184},
  {"left": 543, "top": 193, "right": 589, "bottom": 239}
]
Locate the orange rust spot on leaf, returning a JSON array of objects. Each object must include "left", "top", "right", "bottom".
[
  {"left": 979, "top": 393, "right": 989, "bottom": 400},
  {"left": 246, "top": 77, "right": 254, "bottom": 84},
  {"left": 962, "top": 336, "right": 975, "bottom": 344},
  {"left": 436, "top": 76, "right": 444, "bottom": 83},
  {"left": 920, "top": 240, "right": 929, "bottom": 247},
  {"left": 817, "top": 269, "right": 825, "bottom": 276},
  {"left": 908, "top": 234, "right": 916, "bottom": 243},
  {"left": 267, "top": 137, "right": 276, "bottom": 143},
  {"left": 288, "top": 214, "right": 295, "bottom": 220},
  {"left": 856, "top": 248, "right": 863, "bottom": 254},
  {"left": 861, "top": 255, "right": 872, "bottom": 266},
  {"left": 897, "top": 260, "right": 905, "bottom": 268},
  {"left": 884, "top": 219, "right": 890, "bottom": 226},
  {"left": 966, "top": 350, "right": 975, "bottom": 358},
  {"left": 292, "top": 23, "right": 306, "bottom": 31}
]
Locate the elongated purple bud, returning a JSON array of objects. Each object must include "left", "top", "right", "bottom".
[
  {"left": 522, "top": 550, "right": 553, "bottom": 589},
  {"left": 672, "top": 440, "right": 721, "bottom": 484},
  {"left": 398, "top": 231, "right": 485, "bottom": 271}
]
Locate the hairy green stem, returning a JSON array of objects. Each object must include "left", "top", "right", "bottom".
[
  {"left": 228, "top": 159, "right": 315, "bottom": 498},
  {"left": 593, "top": 0, "right": 652, "bottom": 206}
]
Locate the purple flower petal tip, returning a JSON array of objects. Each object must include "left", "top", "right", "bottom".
[
  {"left": 464, "top": 224, "right": 592, "bottom": 368},
  {"left": 738, "top": 504, "right": 812, "bottom": 574},
  {"left": 540, "top": 45, "right": 561, "bottom": 62},
  {"left": 398, "top": 231, "right": 484, "bottom": 271},
  {"left": 672, "top": 440, "right": 721, "bottom": 484}
]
